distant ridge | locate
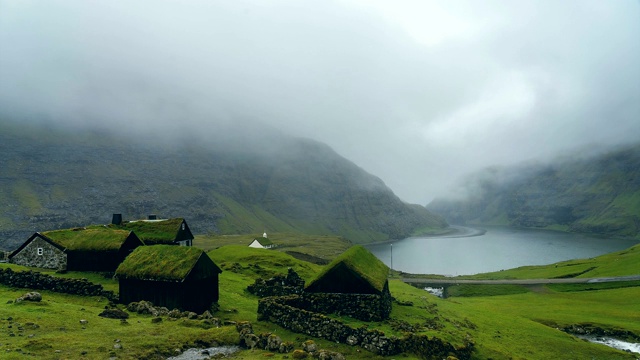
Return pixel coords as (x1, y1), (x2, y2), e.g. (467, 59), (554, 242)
(427, 143), (640, 239)
(0, 121), (446, 250)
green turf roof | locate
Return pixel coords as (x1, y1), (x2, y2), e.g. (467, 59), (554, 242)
(115, 245), (205, 281)
(42, 226), (133, 251)
(306, 245), (389, 293)
(252, 237), (273, 246)
(116, 218), (184, 244)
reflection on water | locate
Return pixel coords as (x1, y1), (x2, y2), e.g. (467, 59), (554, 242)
(365, 226), (638, 275)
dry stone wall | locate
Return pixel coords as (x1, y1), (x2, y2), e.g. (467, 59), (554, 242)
(0, 268), (116, 301)
(247, 268), (305, 297)
(258, 295), (473, 359)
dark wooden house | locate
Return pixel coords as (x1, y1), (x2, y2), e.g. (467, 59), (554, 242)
(115, 245), (222, 313)
(117, 217), (194, 246)
(305, 245), (390, 295)
(305, 245), (392, 320)
(9, 227), (143, 271)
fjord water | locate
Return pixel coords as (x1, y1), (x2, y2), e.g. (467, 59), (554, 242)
(366, 226), (639, 276)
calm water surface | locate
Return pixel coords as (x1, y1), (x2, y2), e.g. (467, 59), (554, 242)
(365, 226), (639, 276)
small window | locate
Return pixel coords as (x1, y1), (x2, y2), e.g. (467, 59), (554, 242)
(181, 223), (185, 230)
(37, 248), (43, 256)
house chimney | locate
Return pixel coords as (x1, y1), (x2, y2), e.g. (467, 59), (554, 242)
(112, 214), (122, 225)
(148, 214), (157, 220)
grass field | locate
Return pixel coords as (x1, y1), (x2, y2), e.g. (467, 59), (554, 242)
(0, 236), (638, 359)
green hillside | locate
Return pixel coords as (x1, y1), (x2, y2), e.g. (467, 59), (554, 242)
(0, 121), (446, 251)
(1, 242), (639, 359)
(428, 144), (640, 239)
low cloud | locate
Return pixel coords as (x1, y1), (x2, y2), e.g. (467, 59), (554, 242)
(1, 0), (638, 203)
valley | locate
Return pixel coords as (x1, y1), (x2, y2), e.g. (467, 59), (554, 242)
(0, 236), (638, 359)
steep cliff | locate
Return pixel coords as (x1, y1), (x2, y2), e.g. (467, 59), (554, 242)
(0, 121), (446, 250)
(427, 144), (640, 239)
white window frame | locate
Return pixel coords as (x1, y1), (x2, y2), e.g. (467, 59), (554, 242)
(37, 247), (44, 256)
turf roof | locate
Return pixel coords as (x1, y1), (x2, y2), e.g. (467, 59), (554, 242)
(115, 245), (206, 281)
(306, 245), (389, 293)
(117, 218), (184, 244)
(42, 226), (134, 251)
(252, 237), (273, 246)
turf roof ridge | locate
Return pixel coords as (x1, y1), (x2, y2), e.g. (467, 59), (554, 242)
(306, 245), (389, 293)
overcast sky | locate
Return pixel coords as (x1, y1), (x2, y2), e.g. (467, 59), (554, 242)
(1, 0), (639, 204)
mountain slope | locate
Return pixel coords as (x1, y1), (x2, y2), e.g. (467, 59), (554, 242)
(0, 121), (446, 251)
(427, 144), (640, 239)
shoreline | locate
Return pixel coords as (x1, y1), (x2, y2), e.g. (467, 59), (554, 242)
(365, 225), (486, 247)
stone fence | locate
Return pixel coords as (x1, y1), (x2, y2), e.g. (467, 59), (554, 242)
(247, 267), (305, 298)
(0, 268), (117, 301)
(258, 295), (473, 359)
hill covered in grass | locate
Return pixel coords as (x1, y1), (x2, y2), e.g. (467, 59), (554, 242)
(0, 120), (446, 251)
(427, 143), (640, 239)
(1, 243), (639, 359)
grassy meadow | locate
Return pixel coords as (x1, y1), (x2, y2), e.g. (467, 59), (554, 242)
(0, 235), (638, 359)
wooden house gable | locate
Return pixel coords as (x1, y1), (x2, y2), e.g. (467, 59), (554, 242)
(305, 245), (389, 295)
(175, 219), (194, 244)
(305, 262), (382, 294)
(184, 253), (222, 282)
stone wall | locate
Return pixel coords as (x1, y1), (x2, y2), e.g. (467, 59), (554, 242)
(0, 268), (116, 301)
(247, 268), (305, 298)
(248, 269), (391, 321)
(258, 295), (474, 359)
(10, 236), (67, 270)
(285, 292), (391, 322)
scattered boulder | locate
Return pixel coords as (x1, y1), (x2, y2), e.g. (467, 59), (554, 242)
(314, 350), (346, 360)
(346, 335), (358, 346)
(15, 292), (42, 303)
(98, 309), (129, 319)
(266, 334), (282, 352)
(302, 340), (317, 353)
(127, 301), (155, 315)
(292, 349), (308, 359)
(279, 341), (295, 354)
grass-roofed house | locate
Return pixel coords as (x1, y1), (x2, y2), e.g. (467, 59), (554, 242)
(248, 237), (275, 249)
(116, 215), (194, 246)
(9, 227), (143, 271)
(304, 245), (392, 321)
(115, 245), (222, 313)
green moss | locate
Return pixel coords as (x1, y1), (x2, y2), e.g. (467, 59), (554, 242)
(115, 245), (204, 281)
(117, 218), (183, 244)
(43, 226), (133, 251)
(306, 245), (389, 293)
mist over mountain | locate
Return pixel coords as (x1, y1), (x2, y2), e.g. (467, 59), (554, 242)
(0, 120), (446, 251)
(427, 144), (640, 239)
